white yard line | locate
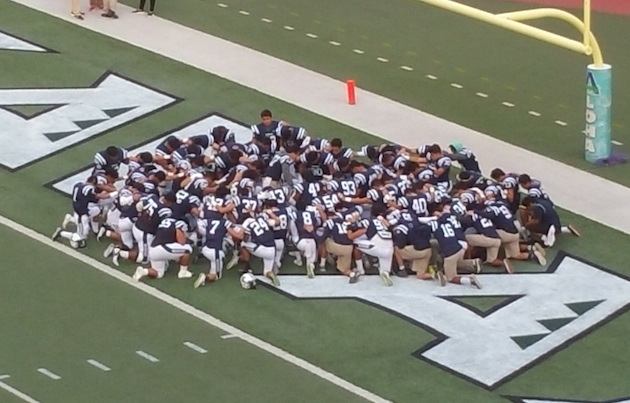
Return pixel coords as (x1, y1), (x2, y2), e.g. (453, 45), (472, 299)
(183, 341), (208, 353)
(87, 359), (111, 371)
(37, 368), (61, 380)
(221, 334), (239, 339)
(612, 140), (624, 146)
(136, 351), (160, 363)
(0, 380), (42, 403)
(0, 214), (391, 403)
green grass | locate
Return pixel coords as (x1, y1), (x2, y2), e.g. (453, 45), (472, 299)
(0, 225), (365, 403)
(1, 1), (630, 402)
(119, 0), (630, 186)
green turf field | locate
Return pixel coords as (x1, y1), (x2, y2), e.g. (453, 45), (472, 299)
(119, 0), (630, 186)
(1, 1), (630, 402)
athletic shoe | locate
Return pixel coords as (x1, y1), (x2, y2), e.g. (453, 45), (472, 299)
(533, 250), (547, 266)
(470, 274), (482, 289)
(148, 11), (154, 16)
(318, 264), (326, 273)
(132, 266), (148, 281)
(112, 247), (121, 267)
(267, 272), (281, 286)
(533, 242), (546, 257)
(178, 270), (193, 279)
(568, 225), (580, 237)
(380, 271), (393, 286)
(132, 8), (144, 13)
(71, 12), (84, 20)
(349, 272), (359, 284)
(103, 243), (115, 258)
(306, 263), (315, 279)
(96, 226), (106, 242)
(62, 214), (74, 229)
(395, 269), (408, 278)
(225, 251), (239, 270)
(51, 227), (62, 242)
(503, 258), (514, 274)
(428, 265), (437, 276)
(436, 271), (447, 287)
(194, 273), (206, 289)
(474, 259), (482, 273)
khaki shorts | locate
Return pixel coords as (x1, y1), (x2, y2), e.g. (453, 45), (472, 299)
(325, 239), (353, 272)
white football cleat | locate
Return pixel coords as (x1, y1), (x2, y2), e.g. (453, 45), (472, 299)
(103, 243), (115, 258)
(193, 273), (206, 289)
(178, 270), (193, 279)
(470, 274), (483, 289)
(96, 227), (107, 242)
(112, 247), (121, 267)
(380, 271), (393, 286)
(225, 251), (239, 270)
(51, 227), (62, 242)
(62, 214), (74, 229)
(306, 262), (315, 279)
(132, 266), (148, 281)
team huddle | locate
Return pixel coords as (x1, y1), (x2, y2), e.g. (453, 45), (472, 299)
(52, 109), (580, 289)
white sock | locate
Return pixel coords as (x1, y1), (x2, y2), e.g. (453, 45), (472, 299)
(319, 257), (326, 267)
(355, 259), (365, 275)
(119, 250), (130, 259)
(90, 221), (99, 234)
(180, 265), (189, 273)
(561, 226), (571, 234)
(60, 231), (74, 240)
(460, 277), (472, 286)
(105, 230), (112, 237)
(399, 265), (405, 272)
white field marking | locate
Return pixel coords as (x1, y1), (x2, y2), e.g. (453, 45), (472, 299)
(0, 375), (8, 380)
(612, 140), (624, 146)
(426, 75), (438, 80)
(217, 3), (227, 7)
(87, 359), (111, 371)
(353, 49), (364, 54)
(283, 25), (294, 31)
(221, 334), (239, 339)
(502, 102), (515, 107)
(306, 33), (318, 38)
(0, 380), (42, 403)
(476, 92), (488, 98)
(261, 18), (272, 23)
(450, 83), (463, 89)
(0, 216), (392, 403)
(136, 351), (160, 363)
(376, 57), (388, 62)
(329, 41), (341, 46)
(37, 368), (61, 380)
(528, 111), (541, 117)
(400, 66), (413, 71)
(184, 341), (208, 353)
(555, 120), (568, 127)
(238, 10), (249, 15)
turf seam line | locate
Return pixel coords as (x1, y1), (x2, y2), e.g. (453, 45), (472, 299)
(87, 359), (111, 371)
(136, 350), (160, 362)
(37, 368), (61, 380)
(0, 215), (394, 403)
